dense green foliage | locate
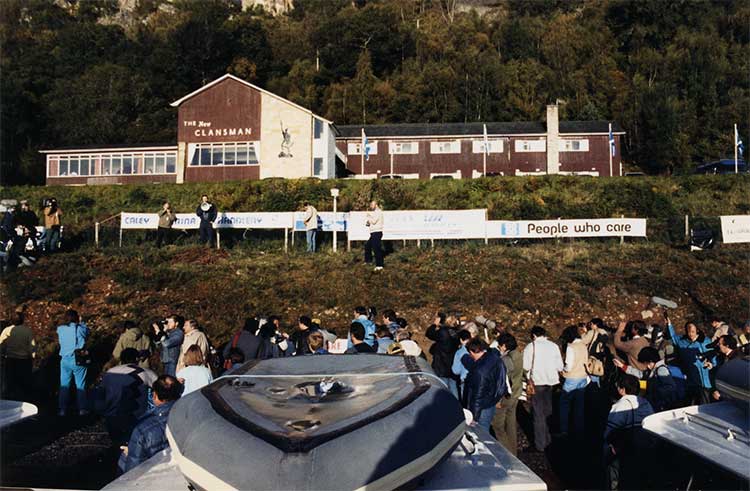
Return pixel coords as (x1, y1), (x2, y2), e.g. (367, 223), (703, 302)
(2, 175), (748, 244)
(1, 0), (748, 184)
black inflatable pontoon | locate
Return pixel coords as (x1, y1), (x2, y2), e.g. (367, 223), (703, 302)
(166, 355), (466, 491)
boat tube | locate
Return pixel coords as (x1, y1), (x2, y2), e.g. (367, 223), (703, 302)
(166, 355), (466, 491)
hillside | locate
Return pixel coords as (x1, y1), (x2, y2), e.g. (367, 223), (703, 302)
(2, 241), (748, 364)
(1, 175), (748, 245)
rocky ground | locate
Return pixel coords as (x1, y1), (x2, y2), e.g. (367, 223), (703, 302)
(1, 241), (748, 489)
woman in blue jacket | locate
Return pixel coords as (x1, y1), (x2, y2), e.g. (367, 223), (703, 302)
(666, 313), (714, 405)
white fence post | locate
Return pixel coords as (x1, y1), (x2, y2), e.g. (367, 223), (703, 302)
(284, 228), (288, 253)
(95, 222), (100, 248)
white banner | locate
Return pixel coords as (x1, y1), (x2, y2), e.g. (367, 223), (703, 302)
(121, 212), (292, 230)
(215, 212), (293, 229)
(348, 209), (488, 241)
(721, 215), (750, 243)
(293, 212), (348, 232)
(120, 213), (159, 230)
(486, 218), (647, 239)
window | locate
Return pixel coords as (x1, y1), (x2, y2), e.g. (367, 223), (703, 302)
(430, 140), (461, 154)
(313, 157), (324, 176)
(155, 154), (166, 173)
(472, 140), (503, 154)
(389, 142), (418, 154)
(562, 139), (589, 152)
(144, 156), (154, 173)
(123, 156), (133, 175)
(189, 143), (259, 166)
(112, 156), (122, 175)
(314, 119), (323, 139)
(347, 142), (378, 155)
(49, 150), (176, 177)
(514, 140), (545, 152)
(80, 157), (90, 176)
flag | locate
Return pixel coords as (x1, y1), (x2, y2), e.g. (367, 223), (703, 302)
(736, 127), (744, 158)
(361, 128), (370, 161)
(483, 123), (489, 156)
(608, 124), (616, 157)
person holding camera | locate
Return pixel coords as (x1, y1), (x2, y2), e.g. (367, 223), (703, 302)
(43, 197), (63, 253)
(195, 195), (217, 246)
(153, 315), (184, 377)
(426, 312), (459, 398)
(57, 309), (89, 416)
(155, 202), (176, 248)
(364, 200), (384, 271)
(665, 313), (714, 405)
(614, 320), (649, 372)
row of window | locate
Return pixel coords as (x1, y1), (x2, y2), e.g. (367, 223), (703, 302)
(49, 152), (177, 177)
(189, 142), (259, 166)
(348, 138), (592, 155)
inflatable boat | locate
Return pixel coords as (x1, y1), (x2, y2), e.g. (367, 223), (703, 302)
(643, 355), (750, 479)
(166, 355), (467, 491)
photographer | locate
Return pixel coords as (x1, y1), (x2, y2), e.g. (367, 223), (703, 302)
(152, 315), (184, 377)
(155, 202), (176, 248)
(614, 320), (649, 372)
(704, 335), (741, 401)
(43, 197), (63, 253)
(195, 195), (217, 246)
(426, 312), (459, 398)
(666, 313), (714, 405)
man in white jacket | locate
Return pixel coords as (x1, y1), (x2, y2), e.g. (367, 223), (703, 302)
(364, 200), (384, 271)
(523, 325), (563, 452)
(302, 202), (318, 253)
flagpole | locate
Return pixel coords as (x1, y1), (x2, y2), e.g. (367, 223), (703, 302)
(608, 123), (613, 177)
(361, 128), (365, 175)
(735, 124), (739, 174)
(483, 124), (488, 177)
(389, 141), (394, 176)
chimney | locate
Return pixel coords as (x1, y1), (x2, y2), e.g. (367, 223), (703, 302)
(546, 104), (560, 174)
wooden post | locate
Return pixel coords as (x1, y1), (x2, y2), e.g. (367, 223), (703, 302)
(95, 222), (100, 248)
(347, 239), (351, 252)
(119, 228), (123, 248)
(684, 214), (689, 239)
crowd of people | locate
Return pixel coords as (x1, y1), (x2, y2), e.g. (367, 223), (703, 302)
(0, 197), (63, 271)
(1, 303), (748, 486)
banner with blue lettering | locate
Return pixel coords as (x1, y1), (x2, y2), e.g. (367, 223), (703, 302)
(486, 218), (646, 239)
(214, 212), (294, 229)
(121, 212), (293, 230)
(348, 210), (488, 241)
(293, 212), (348, 232)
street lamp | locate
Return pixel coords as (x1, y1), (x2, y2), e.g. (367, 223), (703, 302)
(330, 187), (340, 252)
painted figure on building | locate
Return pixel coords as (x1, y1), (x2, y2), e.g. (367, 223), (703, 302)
(279, 121), (293, 158)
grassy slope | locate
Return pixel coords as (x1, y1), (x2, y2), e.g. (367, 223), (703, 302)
(1, 175), (749, 243)
(3, 242), (748, 360)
